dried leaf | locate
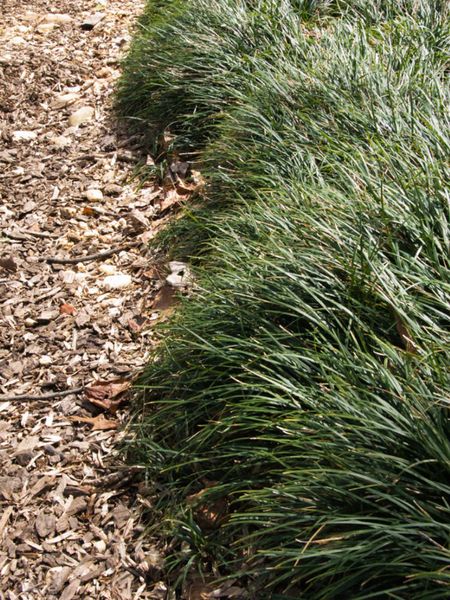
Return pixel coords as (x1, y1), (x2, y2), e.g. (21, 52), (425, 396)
(186, 582), (214, 600)
(160, 188), (188, 212)
(128, 315), (146, 333)
(194, 498), (229, 531)
(84, 378), (130, 411)
(60, 303), (76, 315)
(82, 206), (96, 216)
(152, 284), (175, 311)
(69, 414), (118, 430)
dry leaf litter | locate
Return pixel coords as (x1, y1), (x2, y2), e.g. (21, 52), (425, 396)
(0, 0), (191, 597)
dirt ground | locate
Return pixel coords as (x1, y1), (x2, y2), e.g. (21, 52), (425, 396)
(0, 1), (173, 597)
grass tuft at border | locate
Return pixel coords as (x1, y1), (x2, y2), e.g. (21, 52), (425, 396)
(117, 0), (450, 597)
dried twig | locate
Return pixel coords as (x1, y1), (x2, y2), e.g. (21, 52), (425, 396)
(43, 241), (141, 265)
(3, 228), (58, 241)
(0, 386), (85, 402)
(24, 230), (58, 239)
(73, 151), (115, 161)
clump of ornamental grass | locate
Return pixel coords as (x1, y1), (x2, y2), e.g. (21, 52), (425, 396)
(117, 0), (449, 597)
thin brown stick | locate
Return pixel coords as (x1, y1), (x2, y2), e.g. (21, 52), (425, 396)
(21, 229), (58, 239)
(0, 386), (85, 402)
(44, 241), (141, 265)
(3, 229), (57, 240)
(73, 151), (115, 161)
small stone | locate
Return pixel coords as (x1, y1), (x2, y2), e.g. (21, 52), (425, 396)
(52, 93), (79, 109)
(80, 13), (105, 30)
(166, 273), (184, 288)
(12, 130), (37, 142)
(9, 36), (26, 45)
(93, 539), (106, 553)
(99, 263), (116, 275)
(60, 270), (76, 284)
(15, 451), (35, 466)
(96, 67), (111, 78)
(37, 310), (59, 323)
(39, 355), (53, 366)
(102, 274), (132, 290)
(50, 135), (71, 149)
(85, 188), (103, 202)
(68, 106), (94, 127)
(103, 183), (122, 197)
(166, 261), (192, 288)
(43, 13), (72, 24)
(37, 23), (55, 34)
(0, 53), (13, 64)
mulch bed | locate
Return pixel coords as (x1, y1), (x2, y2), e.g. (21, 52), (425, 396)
(0, 1), (175, 597)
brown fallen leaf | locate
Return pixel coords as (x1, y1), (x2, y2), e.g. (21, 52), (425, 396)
(60, 303), (76, 315)
(195, 497), (229, 530)
(176, 170), (206, 195)
(82, 206), (96, 216)
(158, 131), (176, 152)
(128, 315), (146, 333)
(143, 265), (162, 280)
(187, 486), (229, 531)
(186, 480), (229, 531)
(84, 378), (130, 411)
(69, 414), (118, 430)
(186, 582), (214, 600)
(185, 577), (246, 600)
(176, 180), (202, 194)
(159, 188), (189, 212)
(152, 284), (175, 311)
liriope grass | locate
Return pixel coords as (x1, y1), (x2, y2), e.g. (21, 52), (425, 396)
(117, 0), (450, 597)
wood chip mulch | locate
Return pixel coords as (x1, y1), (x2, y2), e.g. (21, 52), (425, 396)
(0, 1), (174, 597)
